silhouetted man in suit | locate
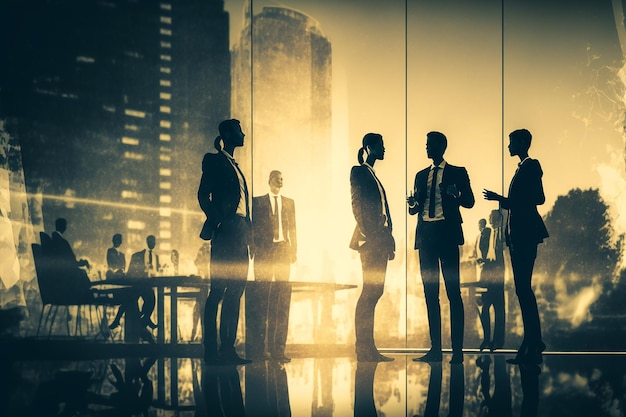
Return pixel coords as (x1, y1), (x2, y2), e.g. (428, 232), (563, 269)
(484, 128), (548, 365)
(248, 170), (297, 362)
(479, 209), (506, 351)
(106, 233), (127, 330)
(198, 119), (251, 365)
(106, 233), (126, 279)
(407, 131), (475, 364)
(127, 235), (159, 334)
(49, 217), (92, 300)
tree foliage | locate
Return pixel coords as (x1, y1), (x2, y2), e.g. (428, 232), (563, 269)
(536, 188), (621, 289)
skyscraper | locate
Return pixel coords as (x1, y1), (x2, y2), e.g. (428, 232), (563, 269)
(231, 6), (332, 278)
(0, 0), (230, 261)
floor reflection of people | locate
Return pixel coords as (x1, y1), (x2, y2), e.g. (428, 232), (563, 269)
(350, 133), (395, 362)
(519, 364), (540, 417)
(483, 129), (548, 365)
(414, 362), (464, 417)
(201, 364), (245, 417)
(354, 361), (379, 417)
(476, 355), (512, 417)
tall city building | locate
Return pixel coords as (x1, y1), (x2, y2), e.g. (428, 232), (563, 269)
(231, 6), (332, 277)
(0, 0), (230, 263)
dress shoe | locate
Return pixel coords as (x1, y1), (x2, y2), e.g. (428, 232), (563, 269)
(507, 341), (546, 365)
(412, 350), (442, 363)
(449, 352), (464, 365)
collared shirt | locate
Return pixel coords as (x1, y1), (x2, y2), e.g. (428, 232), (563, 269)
(422, 160), (446, 222)
(221, 149), (248, 218)
(269, 191), (285, 242)
(363, 162), (388, 227)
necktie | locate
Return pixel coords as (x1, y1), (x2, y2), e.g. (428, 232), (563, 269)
(428, 166), (439, 218)
(273, 196), (279, 240)
(148, 250), (153, 270)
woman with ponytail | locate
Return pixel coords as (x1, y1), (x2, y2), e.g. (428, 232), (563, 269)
(198, 118), (252, 365)
(349, 133), (395, 362)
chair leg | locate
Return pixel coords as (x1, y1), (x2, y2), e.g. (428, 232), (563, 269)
(36, 304), (47, 337)
(47, 305), (59, 338)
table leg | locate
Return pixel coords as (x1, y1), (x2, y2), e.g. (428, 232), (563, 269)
(171, 285), (178, 345)
(157, 287), (165, 344)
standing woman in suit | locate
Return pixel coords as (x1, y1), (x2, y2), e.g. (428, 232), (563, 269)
(349, 133), (395, 362)
(483, 128), (549, 364)
(198, 119), (252, 365)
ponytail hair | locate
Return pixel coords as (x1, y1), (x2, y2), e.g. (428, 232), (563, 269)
(357, 146), (367, 164)
(214, 136), (223, 151)
(357, 132), (382, 164)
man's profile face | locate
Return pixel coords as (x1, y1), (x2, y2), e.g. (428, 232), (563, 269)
(426, 137), (445, 160)
(269, 172), (283, 189)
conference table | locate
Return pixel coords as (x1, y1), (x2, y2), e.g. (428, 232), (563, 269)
(92, 276), (357, 345)
(92, 275), (209, 344)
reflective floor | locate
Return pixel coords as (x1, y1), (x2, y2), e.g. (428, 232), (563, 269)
(4, 348), (626, 417)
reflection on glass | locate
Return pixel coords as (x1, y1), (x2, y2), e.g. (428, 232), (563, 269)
(476, 355), (512, 417)
(354, 361), (379, 417)
(201, 364), (245, 416)
(519, 364), (540, 417)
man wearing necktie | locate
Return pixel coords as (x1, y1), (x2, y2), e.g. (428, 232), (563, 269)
(478, 209), (506, 351)
(198, 119), (252, 365)
(407, 131), (475, 364)
(127, 235), (160, 336)
(248, 170), (297, 363)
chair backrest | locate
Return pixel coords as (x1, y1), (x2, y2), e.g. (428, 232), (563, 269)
(39, 232), (52, 254)
(32, 243), (89, 306)
(32, 243), (59, 305)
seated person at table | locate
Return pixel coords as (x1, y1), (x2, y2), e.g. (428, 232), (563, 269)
(48, 218), (93, 301)
(127, 235), (160, 330)
(106, 233), (127, 330)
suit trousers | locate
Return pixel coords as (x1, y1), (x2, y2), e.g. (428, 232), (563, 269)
(418, 221), (464, 353)
(355, 244), (388, 352)
(247, 242), (292, 358)
(204, 215), (250, 356)
(509, 241), (542, 347)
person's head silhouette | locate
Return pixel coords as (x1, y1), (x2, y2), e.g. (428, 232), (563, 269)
(214, 119), (245, 153)
(508, 128), (532, 159)
(425, 131), (447, 164)
(112, 233), (122, 248)
(146, 235), (156, 250)
(357, 132), (385, 166)
(55, 218), (67, 234)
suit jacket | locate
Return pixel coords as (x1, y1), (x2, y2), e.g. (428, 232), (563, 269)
(409, 162), (475, 249)
(349, 164), (395, 255)
(106, 247), (126, 272)
(50, 231), (80, 270)
(502, 158), (549, 246)
(475, 227), (491, 261)
(197, 151), (250, 240)
(127, 249), (160, 278)
(252, 194), (297, 259)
